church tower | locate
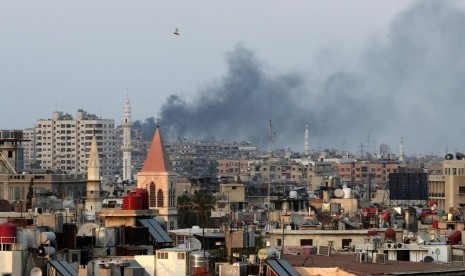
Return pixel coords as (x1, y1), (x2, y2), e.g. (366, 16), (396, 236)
(122, 97), (132, 182)
(85, 134), (103, 219)
(137, 126), (178, 230)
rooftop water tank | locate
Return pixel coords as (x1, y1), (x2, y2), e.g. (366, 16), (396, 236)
(123, 193), (142, 210)
(0, 223), (17, 244)
(342, 187), (352, 198)
(189, 251), (211, 275)
(135, 188), (149, 210)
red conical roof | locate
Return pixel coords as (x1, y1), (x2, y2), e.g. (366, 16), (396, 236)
(141, 126), (172, 172)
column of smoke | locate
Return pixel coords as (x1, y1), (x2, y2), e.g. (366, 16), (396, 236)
(134, 2), (465, 154)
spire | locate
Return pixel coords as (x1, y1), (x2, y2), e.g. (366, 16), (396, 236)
(87, 134), (100, 181)
(141, 126), (172, 172)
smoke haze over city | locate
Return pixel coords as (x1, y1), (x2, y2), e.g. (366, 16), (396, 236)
(1, 1), (465, 155)
(141, 1), (465, 155)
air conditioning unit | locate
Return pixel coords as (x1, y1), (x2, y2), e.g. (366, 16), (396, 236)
(373, 253), (387, 264)
(356, 252), (368, 263)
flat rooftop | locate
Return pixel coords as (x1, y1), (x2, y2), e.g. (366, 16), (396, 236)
(285, 253), (465, 275)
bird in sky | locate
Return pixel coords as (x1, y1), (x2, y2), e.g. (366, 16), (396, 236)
(173, 28), (180, 35)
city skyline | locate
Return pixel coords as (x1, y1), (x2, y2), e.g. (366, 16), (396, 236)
(1, 1), (464, 155)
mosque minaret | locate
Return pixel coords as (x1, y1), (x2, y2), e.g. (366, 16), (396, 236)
(122, 97), (133, 182)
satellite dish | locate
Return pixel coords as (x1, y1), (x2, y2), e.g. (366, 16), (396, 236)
(186, 237), (202, 250)
(30, 267), (42, 276)
(434, 248), (441, 255)
(334, 189), (344, 198)
(423, 256), (434, 263)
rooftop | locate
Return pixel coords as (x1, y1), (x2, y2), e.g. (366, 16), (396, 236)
(285, 253), (465, 275)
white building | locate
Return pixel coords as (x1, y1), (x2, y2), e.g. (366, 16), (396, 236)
(34, 110), (116, 182)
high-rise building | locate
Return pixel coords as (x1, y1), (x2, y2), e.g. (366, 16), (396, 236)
(34, 110), (116, 182)
(22, 128), (36, 169)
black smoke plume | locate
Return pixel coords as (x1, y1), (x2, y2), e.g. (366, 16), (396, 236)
(141, 1), (465, 154)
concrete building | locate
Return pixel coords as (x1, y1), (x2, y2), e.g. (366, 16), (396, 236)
(429, 157), (465, 212)
(0, 130), (87, 202)
(137, 126), (178, 230)
(213, 183), (247, 218)
(334, 161), (404, 185)
(34, 110), (116, 182)
(22, 128), (36, 170)
(0, 130), (24, 173)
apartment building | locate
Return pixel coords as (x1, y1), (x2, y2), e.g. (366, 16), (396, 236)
(429, 157), (465, 212)
(334, 161), (404, 186)
(34, 110), (116, 182)
(22, 128), (36, 169)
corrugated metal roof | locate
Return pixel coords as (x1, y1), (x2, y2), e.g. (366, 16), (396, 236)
(139, 218), (173, 243)
(49, 260), (78, 276)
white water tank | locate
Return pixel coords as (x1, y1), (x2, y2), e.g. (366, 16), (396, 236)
(343, 187), (352, 198)
(289, 191), (297, 199)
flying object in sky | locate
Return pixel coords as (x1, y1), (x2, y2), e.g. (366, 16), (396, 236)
(173, 28), (180, 35)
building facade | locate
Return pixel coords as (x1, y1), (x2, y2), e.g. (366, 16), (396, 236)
(34, 110), (116, 182)
(429, 158), (465, 212)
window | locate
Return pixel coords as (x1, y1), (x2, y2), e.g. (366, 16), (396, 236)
(277, 239), (282, 246)
(149, 183), (156, 207)
(157, 189), (164, 207)
(459, 187), (465, 194)
(157, 252), (168, 259)
(342, 239), (352, 249)
(300, 239), (313, 246)
(178, 252), (185, 259)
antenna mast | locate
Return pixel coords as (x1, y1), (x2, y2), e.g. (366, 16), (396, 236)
(304, 124), (309, 156)
(267, 120), (274, 211)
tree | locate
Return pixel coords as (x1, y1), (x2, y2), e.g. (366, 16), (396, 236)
(177, 194), (193, 228)
(192, 190), (216, 228)
(177, 190), (217, 228)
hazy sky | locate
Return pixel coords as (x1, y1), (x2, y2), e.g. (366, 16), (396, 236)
(1, 1), (463, 155)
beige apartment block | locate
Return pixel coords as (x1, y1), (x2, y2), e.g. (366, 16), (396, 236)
(34, 110), (116, 182)
(429, 159), (465, 212)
